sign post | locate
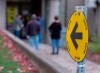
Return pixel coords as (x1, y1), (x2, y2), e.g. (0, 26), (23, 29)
(66, 10), (88, 62)
(66, 1), (88, 73)
(76, 0), (88, 73)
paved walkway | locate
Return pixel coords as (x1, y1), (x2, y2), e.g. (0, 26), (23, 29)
(3, 29), (100, 73)
(25, 39), (100, 73)
(37, 44), (100, 73)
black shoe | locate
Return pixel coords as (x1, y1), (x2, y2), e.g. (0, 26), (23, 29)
(56, 52), (59, 54)
(51, 52), (55, 55)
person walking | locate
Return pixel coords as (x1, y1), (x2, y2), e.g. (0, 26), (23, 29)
(27, 14), (40, 50)
(49, 16), (62, 54)
(37, 15), (44, 43)
(13, 15), (23, 38)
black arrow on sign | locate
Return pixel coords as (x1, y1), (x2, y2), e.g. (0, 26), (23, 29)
(71, 22), (82, 50)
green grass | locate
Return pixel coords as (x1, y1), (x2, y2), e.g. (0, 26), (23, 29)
(0, 36), (3, 47)
(0, 47), (19, 73)
(0, 35), (31, 73)
(0, 36), (19, 73)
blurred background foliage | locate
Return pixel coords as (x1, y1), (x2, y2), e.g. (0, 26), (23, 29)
(89, 37), (100, 54)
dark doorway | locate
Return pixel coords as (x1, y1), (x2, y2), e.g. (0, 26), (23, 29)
(6, 0), (42, 33)
(31, 0), (42, 15)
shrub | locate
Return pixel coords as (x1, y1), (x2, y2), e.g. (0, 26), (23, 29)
(89, 37), (100, 54)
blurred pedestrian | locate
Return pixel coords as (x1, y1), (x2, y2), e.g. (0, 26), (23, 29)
(27, 14), (40, 50)
(37, 15), (44, 43)
(49, 16), (62, 54)
(23, 14), (30, 28)
(20, 14), (30, 39)
(13, 15), (23, 38)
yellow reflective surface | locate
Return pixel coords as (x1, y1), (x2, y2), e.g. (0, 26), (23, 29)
(66, 11), (88, 62)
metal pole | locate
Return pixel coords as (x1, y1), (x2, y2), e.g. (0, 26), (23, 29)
(77, 59), (85, 73)
(77, 0), (88, 73)
(84, 0), (88, 19)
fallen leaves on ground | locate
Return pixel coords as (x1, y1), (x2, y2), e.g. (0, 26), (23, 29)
(0, 30), (39, 73)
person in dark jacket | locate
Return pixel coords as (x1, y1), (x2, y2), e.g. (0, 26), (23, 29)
(49, 16), (62, 54)
(27, 14), (40, 50)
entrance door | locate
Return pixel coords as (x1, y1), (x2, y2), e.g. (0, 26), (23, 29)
(31, 0), (42, 15)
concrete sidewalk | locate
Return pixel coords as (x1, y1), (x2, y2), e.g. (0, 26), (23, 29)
(4, 29), (100, 73)
(38, 44), (100, 73)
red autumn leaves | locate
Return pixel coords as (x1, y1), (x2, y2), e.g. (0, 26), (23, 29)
(0, 30), (39, 73)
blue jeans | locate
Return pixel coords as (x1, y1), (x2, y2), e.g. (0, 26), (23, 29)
(14, 30), (20, 38)
(28, 35), (39, 50)
(52, 39), (60, 54)
(39, 31), (42, 43)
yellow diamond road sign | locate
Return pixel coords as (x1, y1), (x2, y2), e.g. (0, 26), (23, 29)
(66, 11), (88, 62)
